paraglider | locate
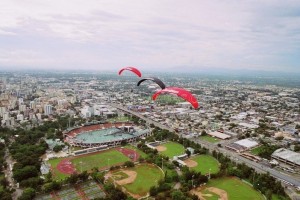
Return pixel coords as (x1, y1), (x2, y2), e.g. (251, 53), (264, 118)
(137, 77), (166, 89)
(118, 67), (142, 77)
(152, 87), (199, 109)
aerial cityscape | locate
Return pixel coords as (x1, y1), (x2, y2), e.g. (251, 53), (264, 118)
(0, 1), (300, 200)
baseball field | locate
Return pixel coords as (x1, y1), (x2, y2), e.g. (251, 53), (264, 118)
(191, 177), (265, 200)
(156, 141), (185, 158)
(108, 163), (164, 198)
(185, 155), (220, 175)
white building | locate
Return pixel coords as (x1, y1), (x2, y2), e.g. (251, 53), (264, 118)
(0, 107), (6, 117)
(17, 114), (24, 121)
(3, 112), (10, 121)
(30, 101), (36, 109)
(44, 104), (52, 115)
(271, 148), (300, 167)
(19, 105), (26, 112)
(80, 105), (94, 118)
(208, 131), (231, 140)
(36, 113), (42, 120)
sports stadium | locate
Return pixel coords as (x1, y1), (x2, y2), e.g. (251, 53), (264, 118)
(63, 122), (151, 149)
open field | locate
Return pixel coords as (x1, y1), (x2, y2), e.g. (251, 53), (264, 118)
(111, 164), (164, 198)
(189, 155), (220, 175)
(159, 142), (185, 158)
(193, 177), (264, 200)
(199, 135), (220, 143)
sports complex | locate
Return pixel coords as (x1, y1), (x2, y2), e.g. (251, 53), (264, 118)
(63, 122), (151, 149)
(44, 122), (275, 199)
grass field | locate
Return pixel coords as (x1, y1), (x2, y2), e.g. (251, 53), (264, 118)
(72, 149), (130, 172)
(48, 149), (132, 180)
(199, 135), (220, 143)
(48, 158), (69, 180)
(190, 155), (220, 175)
(251, 146), (264, 155)
(159, 142), (185, 158)
(202, 177), (264, 200)
(107, 116), (130, 122)
(115, 164), (164, 197)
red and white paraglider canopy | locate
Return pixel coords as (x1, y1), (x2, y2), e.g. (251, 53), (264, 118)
(118, 67), (142, 77)
(152, 87), (199, 109)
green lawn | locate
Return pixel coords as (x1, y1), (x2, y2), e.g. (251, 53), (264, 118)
(203, 177), (264, 200)
(199, 135), (220, 143)
(72, 149), (130, 172)
(160, 142), (185, 158)
(48, 158), (70, 180)
(122, 164), (164, 196)
(191, 155), (220, 175)
(107, 116), (130, 122)
(251, 146), (264, 155)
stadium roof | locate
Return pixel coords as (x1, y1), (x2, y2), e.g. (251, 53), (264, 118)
(234, 139), (259, 149)
(72, 128), (149, 144)
(272, 148), (300, 165)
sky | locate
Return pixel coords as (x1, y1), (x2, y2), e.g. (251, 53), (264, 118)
(0, 0), (299, 73)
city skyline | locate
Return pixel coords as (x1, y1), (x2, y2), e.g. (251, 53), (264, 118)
(0, 0), (300, 73)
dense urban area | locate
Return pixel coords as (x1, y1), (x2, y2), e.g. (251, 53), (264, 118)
(0, 71), (300, 200)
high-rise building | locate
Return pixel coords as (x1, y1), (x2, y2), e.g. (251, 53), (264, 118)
(18, 98), (23, 105)
(19, 105), (26, 112)
(0, 107), (6, 117)
(30, 101), (36, 109)
(36, 113), (42, 120)
(44, 104), (52, 115)
(17, 114), (24, 121)
(3, 112), (9, 121)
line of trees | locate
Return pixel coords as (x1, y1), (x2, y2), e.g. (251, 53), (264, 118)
(0, 142), (12, 200)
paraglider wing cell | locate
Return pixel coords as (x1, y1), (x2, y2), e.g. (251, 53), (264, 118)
(118, 67), (142, 77)
(152, 87), (199, 109)
(137, 77), (166, 89)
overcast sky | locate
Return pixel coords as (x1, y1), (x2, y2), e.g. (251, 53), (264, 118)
(0, 0), (299, 73)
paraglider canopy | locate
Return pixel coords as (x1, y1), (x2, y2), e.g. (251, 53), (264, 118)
(118, 67), (142, 77)
(137, 77), (166, 89)
(152, 87), (199, 109)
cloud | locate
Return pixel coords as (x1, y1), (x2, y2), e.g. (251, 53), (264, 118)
(0, 0), (299, 73)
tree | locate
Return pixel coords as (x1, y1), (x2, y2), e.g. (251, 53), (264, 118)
(186, 149), (191, 157)
(53, 145), (63, 153)
(123, 161), (135, 168)
(171, 190), (186, 200)
(149, 186), (157, 196)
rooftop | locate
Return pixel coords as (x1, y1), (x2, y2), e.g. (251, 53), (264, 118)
(272, 148), (300, 165)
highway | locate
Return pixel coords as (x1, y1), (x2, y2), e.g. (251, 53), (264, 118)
(111, 103), (300, 187)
